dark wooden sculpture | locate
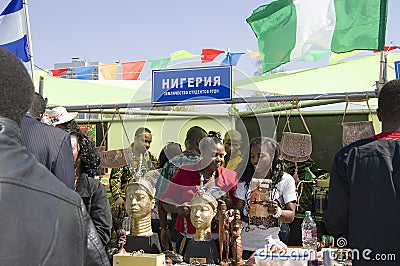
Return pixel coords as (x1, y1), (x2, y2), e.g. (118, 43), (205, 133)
(217, 200), (244, 265)
(217, 200), (228, 262)
(231, 210), (244, 266)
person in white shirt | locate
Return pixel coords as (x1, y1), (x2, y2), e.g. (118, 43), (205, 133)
(235, 137), (297, 259)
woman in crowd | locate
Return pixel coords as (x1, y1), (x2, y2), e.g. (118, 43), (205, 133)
(48, 106), (81, 131)
(160, 132), (238, 255)
(235, 137), (297, 259)
(70, 130), (113, 247)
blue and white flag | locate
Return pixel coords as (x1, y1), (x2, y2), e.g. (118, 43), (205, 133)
(0, 0), (30, 62)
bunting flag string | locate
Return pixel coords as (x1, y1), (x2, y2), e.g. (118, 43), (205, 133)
(45, 44), (399, 79)
(99, 63), (119, 80)
(372, 46), (399, 53)
(122, 61), (146, 80)
(74, 66), (96, 80)
(221, 52), (245, 66)
(170, 50), (198, 61)
(149, 58), (170, 70)
(50, 68), (69, 77)
(201, 48), (225, 63)
(247, 49), (261, 58)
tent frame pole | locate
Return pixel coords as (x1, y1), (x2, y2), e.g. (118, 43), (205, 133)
(64, 91), (377, 111)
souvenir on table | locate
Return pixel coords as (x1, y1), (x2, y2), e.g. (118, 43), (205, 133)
(184, 187), (220, 264)
(230, 209), (244, 266)
(217, 200), (229, 263)
(190, 187), (219, 241)
(122, 169), (161, 254)
(249, 178), (272, 217)
(113, 251), (165, 266)
(217, 201), (244, 266)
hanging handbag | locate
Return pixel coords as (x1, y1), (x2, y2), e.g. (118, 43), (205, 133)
(341, 95), (375, 147)
(281, 103), (312, 163)
(98, 108), (134, 168)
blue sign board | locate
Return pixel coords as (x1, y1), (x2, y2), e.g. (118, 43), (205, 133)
(152, 66), (232, 104)
(395, 61), (400, 80)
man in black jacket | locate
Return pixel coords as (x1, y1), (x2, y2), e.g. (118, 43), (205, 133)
(0, 48), (110, 265)
(21, 92), (75, 189)
(325, 79), (400, 266)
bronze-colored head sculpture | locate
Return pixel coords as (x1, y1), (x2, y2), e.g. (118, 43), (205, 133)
(125, 174), (156, 236)
(190, 189), (218, 241)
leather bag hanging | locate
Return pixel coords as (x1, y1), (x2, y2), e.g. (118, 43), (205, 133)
(98, 107), (133, 168)
(281, 102), (312, 163)
(341, 94), (375, 147)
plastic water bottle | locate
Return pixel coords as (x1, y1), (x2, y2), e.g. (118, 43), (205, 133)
(302, 211), (317, 250)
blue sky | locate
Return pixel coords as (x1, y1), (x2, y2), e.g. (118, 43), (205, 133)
(27, 0), (400, 77)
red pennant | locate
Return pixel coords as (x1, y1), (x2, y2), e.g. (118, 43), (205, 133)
(372, 46), (398, 53)
(201, 49), (225, 63)
(122, 61), (146, 80)
(50, 68), (69, 77)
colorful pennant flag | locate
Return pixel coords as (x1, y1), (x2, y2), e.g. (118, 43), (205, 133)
(0, 0), (30, 62)
(247, 0), (388, 73)
(50, 68), (69, 77)
(99, 64), (119, 80)
(247, 49), (260, 58)
(74, 66), (95, 80)
(328, 50), (363, 65)
(201, 48), (225, 63)
(373, 46), (399, 53)
(299, 50), (331, 62)
(149, 58), (170, 70)
(170, 50), (198, 61)
(221, 52), (245, 66)
(122, 61), (146, 80)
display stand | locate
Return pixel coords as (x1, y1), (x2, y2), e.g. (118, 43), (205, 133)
(183, 239), (220, 264)
(124, 233), (162, 254)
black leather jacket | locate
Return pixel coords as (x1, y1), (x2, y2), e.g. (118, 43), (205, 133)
(76, 173), (112, 247)
(0, 118), (110, 266)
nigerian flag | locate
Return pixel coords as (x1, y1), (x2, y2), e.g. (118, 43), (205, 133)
(247, 0), (388, 73)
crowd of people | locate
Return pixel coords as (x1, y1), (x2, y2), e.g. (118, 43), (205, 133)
(1, 46), (400, 265)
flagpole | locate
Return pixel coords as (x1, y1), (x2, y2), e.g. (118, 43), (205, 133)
(377, 51), (387, 93)
(227, 47), (237, 130)
(22, 0), (35, 87)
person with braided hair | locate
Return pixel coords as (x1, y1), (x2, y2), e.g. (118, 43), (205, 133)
(235, 137), (296, 259)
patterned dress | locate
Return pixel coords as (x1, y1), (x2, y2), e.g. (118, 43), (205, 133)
(109, 150), (157, 203)
(155, 150), (200, 199)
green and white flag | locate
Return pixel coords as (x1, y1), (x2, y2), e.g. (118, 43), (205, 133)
(247, 0), (388, 73)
